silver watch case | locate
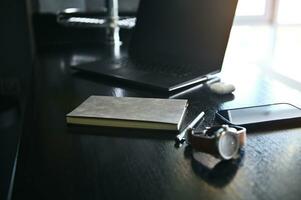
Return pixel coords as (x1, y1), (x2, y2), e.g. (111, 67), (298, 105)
(211, 125), (241, 160)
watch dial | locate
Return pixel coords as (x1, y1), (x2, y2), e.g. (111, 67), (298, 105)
(218, 132), (239, 160)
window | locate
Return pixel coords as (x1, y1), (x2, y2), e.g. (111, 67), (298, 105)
(235, 0), (301, 25)
(229, 0), (301, 87)
(235, 0), (274, 23)
(236, 0), (267, 16)
(277, 0), (301, 24)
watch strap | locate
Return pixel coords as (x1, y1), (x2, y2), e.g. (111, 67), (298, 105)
(235, 125), (247, 146)
(187, 130), (218, 156)
(187, 125), (247, 156)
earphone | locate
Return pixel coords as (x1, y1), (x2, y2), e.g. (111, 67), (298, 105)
(209, 82), (235, 95)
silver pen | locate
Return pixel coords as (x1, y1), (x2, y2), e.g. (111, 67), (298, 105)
(176, 111), (205, 143)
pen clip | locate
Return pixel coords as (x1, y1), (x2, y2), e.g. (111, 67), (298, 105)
(175, 112), (205, 145)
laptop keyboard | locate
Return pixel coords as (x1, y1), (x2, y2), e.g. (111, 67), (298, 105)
(119, 59), (195, 78)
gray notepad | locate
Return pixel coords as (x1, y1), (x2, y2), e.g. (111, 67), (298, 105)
(66, 96), (188, 131)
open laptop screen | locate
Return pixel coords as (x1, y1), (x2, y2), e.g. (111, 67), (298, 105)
(130, 0), (238, 74)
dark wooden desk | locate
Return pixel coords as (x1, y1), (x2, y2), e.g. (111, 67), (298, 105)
(12, 26), (301, 200)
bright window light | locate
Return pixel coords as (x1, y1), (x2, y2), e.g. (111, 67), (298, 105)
(277, 0), (301, 24)
(236, 0), (267, 16)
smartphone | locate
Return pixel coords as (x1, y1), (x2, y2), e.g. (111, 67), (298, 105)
(216, 103), (301, 130)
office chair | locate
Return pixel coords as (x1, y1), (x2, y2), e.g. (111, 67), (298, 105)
(57, 0), (136, 45)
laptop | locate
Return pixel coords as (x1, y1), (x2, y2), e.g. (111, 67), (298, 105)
(73, 0), (238, 91)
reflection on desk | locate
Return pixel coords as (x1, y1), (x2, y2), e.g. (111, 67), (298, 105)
(184, 146), (245, 188)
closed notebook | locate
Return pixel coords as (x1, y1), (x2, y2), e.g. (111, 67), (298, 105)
(66, 96), (188, 131)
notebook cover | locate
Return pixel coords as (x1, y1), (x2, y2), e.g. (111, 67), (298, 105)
(66, 96), (188, 129)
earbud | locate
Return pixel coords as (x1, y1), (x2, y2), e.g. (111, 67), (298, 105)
(209, 82), (235, 95)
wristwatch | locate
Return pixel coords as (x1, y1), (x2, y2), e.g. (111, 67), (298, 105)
(187, 125), (246, 160)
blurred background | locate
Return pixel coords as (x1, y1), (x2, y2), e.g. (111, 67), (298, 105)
(18, 0), (301, 110)
(31, 0), (301, 93)
(35, 0), (301, 25)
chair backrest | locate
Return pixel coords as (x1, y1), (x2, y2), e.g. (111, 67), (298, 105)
(0, 1), (34, 199)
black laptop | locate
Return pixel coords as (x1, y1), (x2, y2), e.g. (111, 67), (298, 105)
(73, 0), (238, 91)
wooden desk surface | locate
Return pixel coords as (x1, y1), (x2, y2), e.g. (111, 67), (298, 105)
(12, 25), (301, 200)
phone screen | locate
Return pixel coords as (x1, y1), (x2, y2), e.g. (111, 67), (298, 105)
(218, 103), (301, 125)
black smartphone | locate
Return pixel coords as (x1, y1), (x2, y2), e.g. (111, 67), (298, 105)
(216, 103), (301, 130)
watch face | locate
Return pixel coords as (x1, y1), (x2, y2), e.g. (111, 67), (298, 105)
(218, 131), (239, 160)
